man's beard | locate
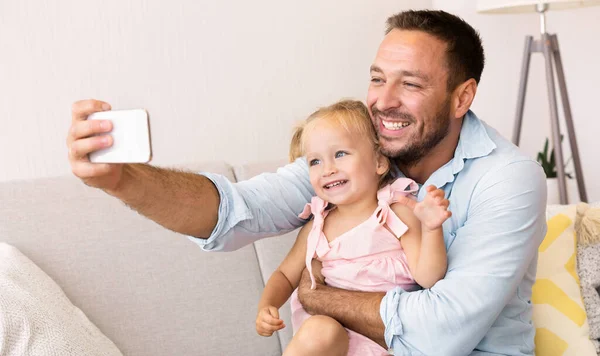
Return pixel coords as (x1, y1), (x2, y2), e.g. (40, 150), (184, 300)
(372, 99), (451, 167)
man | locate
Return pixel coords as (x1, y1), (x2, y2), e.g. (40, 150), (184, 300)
(67, 10), (546, 355)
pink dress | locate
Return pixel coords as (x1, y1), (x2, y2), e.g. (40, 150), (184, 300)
(290, 178), (421, 356)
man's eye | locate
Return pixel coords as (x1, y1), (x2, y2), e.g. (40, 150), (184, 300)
(404, 82), (421, 88)
(335, 151), (347, 158)
(370, 77), (383, 84)
(309, 159), (320, 166)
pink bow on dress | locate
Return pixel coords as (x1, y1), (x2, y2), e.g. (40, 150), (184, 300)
(299, 197), (329, 289)
(374, 178), (419, 238)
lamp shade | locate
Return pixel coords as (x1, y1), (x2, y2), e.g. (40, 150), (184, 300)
(477, 0), (600, 13)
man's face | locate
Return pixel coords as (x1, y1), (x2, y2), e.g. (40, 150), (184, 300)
(367, 29), (453, 165)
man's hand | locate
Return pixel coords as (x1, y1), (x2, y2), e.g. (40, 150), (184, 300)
(298, 259), (325, 314)
(67, 99), (124, 192)
(255, 306), (285, 337)
(297, 258), (387, 346)
(310, 258), (325, 285)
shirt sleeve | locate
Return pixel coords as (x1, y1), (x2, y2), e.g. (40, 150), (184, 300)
(187, 158), (315, 252)
(380, 160), (547, 355)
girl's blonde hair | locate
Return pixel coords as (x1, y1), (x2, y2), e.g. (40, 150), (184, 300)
(289, 99), (391, 183)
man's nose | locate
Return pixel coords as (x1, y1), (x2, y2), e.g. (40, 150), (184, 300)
(376, 85), (402, 112)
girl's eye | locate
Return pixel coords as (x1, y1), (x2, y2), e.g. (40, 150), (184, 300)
(309, 159), (321, 166)
(335, 151), (347, 159)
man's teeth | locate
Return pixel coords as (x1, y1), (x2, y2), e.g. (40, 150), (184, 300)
(325, 181), (346, 188)
(382, 120), (410, 130)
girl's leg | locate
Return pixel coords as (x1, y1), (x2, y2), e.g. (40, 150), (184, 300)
(283, 315), (349, 356)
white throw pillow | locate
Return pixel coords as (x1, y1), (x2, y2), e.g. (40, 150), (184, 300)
(0, 243), (123, 356)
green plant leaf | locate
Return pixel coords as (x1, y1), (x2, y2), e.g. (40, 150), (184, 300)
(537, 137), (573, 179)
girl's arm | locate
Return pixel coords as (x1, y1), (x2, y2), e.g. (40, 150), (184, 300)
(391, 203), (448, 289)
(258, 220), (312, 310)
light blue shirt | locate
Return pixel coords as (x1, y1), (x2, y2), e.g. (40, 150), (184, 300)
(192, 111), (547, 356)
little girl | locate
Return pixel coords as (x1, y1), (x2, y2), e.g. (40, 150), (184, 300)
(255, 100), (451, 356)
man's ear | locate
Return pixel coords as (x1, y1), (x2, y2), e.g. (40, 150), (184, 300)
(376, 152), (390, 176)
(452, 78), (477, 119)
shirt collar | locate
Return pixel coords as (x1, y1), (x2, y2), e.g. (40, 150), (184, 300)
(450, 110), (496, 173)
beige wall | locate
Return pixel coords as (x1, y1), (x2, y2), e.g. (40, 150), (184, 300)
(2, 0), (597, 201)
(433, 0), (600, 202)
(0, 0), (427, 182)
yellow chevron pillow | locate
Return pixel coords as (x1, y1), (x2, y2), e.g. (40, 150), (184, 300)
(533, 205), (596, 356)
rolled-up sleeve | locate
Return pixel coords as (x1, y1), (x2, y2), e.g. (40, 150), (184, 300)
(188, 158), (314, 252)
(380, 160), (547, 355)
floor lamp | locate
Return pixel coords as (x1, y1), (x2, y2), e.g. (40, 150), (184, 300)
(477, 0), (598, 204)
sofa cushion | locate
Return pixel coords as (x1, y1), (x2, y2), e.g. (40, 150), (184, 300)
(0, 162), (282, 356)
(575, 203), (600, 353)
(533, 205), (597, 355)
(234, 159), (296, 350)
(232, 159), (289, 183)
(254, 233), (297, 349)
(0, 243), (123, 356)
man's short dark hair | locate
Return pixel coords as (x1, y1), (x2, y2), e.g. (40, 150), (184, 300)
(386, 10), (485, 91)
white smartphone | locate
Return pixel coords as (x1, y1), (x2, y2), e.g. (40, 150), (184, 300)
(87, 108), (152, 163)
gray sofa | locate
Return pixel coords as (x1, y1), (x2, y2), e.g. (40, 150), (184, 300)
(4, 160), (598, 355)
(0, 160), (295, 356)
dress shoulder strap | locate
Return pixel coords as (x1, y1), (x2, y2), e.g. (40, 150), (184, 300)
(298, 195), (329, 221)
(298, 196), (329, 289)
(374, 178), (419, 238)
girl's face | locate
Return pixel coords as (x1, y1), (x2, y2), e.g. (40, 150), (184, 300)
(304, 119), (388, 206)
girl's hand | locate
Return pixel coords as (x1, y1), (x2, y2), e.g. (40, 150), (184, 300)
(413, 185), (452, 231)
(255, 306), (285, 336)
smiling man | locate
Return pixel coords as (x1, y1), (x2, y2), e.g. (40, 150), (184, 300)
(67, 10), (546, 355)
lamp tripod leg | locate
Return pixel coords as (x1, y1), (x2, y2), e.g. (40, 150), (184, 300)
(513, 36), (534, 146)
(550, 34), (588, 203)
(542, 33), (568, 204)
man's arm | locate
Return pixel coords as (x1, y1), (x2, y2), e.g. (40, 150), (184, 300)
(195, 159), (313, 251)
(298, 268), (387, 345)
(299, 160), (547, 355)
(68, 100), (314, 250)
(68, 100), (221, 237)
(108, 164), (221, 237)
(67, 100), (217, 236)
